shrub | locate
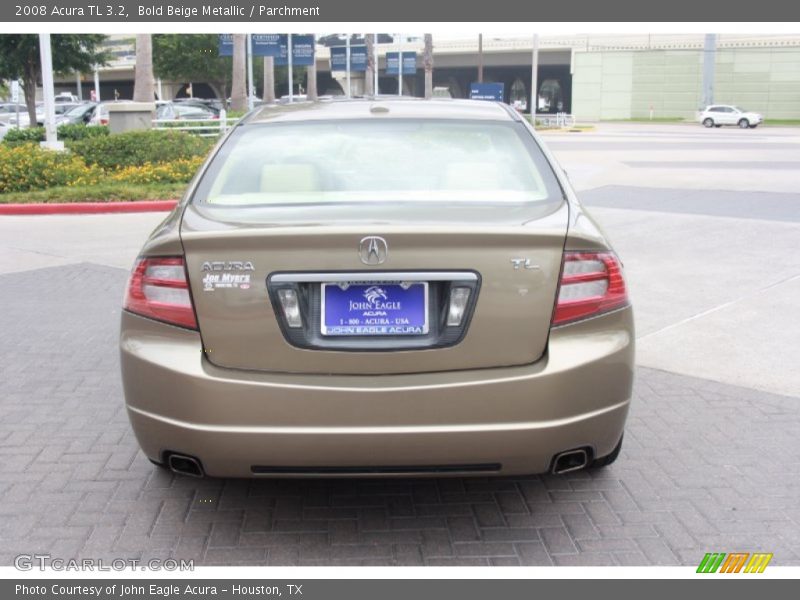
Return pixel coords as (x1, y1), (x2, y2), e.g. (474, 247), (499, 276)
(3, 124), (110, 144)
(58, 124), (110, 141)
(0, 143), (101, 193)
(68, 129), (213, 170)
(2, 127), (45, 144)
(108, 156), (206, 185)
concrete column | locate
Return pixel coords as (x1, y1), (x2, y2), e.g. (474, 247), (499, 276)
(702, 34), (716, 108)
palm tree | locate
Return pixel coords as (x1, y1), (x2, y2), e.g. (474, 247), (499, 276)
(132, 34), (154, 103)
(306, 35), (317, 101)
(423, 34), (433, 100)
(263, 56), (275, 102)
(230, 34), (247, 111)
(365, 34), (375, 96)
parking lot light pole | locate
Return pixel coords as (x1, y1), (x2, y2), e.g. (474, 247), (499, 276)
(288, 33), (294, 103)
(397, 33), (403, 97)
(345, 34), (351, 98)
(531, 34), (539, 128)
(247, 34), (255, 111)
(38, 34), (63, 151)
(93, 67), (100, 101)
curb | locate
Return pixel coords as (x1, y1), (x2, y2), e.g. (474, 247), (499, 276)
(0, 200), (178, 215)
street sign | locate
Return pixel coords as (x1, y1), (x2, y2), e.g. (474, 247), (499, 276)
(10, 80), (20, 103)
(330, 45), (368, 72)
(386, 52), (416, 75)
(469, 82), (504, 102)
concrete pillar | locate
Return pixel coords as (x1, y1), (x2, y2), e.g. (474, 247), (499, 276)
(702, 34), (716, 108)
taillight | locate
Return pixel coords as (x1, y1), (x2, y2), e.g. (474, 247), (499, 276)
(123, 257), (197, 329)
(552, 251), (629, 326)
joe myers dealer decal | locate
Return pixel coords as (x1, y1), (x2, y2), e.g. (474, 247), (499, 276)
(201, 260), (254, 291)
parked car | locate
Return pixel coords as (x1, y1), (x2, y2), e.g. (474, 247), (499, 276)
(54, 92), (80, 103)
(699, 105), (763, 129)
(85, 101), (134, 126)
(174, 97), (224, 113)
(0, 103), (28, 125)
(33, 102), (80, 125)
(120, 98), (634, 479)
(51, 101), (105, 126)
(156, 102), (218, 121)
(55, 102), (98, 126)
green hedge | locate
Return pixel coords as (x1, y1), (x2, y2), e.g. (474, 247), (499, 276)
(67, 129), (214, 170)
(3, 124), (110, 144)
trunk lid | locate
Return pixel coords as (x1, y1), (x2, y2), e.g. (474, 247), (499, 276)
(180, 201), (568, 374)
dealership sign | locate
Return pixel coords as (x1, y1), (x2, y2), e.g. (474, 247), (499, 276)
(469, 82), (504, 102)
(385, 52), (416, 75)
(330, 45), (368, 72)
(218, 34), (315, 66)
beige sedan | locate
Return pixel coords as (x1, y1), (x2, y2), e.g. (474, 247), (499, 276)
(120, 98), (634, 478)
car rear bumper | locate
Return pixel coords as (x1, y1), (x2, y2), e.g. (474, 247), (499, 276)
(120, 307), (634, 477)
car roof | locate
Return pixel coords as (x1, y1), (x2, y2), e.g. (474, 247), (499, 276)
(245, 97), (520, 124)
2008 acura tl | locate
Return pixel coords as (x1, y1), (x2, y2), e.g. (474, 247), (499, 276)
(120, 98), (634, 478)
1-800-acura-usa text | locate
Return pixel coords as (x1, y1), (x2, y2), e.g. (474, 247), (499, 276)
(120, 98), (633, 478)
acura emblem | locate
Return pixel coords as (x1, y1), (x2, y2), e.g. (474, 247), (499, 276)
(359, 236), (388, 265)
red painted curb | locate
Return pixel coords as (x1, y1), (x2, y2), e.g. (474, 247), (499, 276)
(0, 200), (178, 215)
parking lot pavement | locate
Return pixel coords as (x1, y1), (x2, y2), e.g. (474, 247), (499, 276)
(1, 261), (799, 567)
(584, 189), (800, 398)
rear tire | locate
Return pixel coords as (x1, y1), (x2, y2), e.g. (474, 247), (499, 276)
(702, 118), (714, 128)
(749, 124), (759, 129)
(738, 118), (750, 129)
(714, 124), (722, 128)
(590, 435), (623, 469)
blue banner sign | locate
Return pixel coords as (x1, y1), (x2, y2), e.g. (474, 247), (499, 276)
(469, 82), (504, 102)
(330, 45), (368, 72)
(218, 34), (315, 66)
(274, 34), (315, 66)
(386, 52), (417, 75)
(251, 33), (283, 57)
(218, 33), (233, 56)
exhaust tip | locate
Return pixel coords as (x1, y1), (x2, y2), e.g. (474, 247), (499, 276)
(167, 453), (204, 478)
(551, 448), (589, 475)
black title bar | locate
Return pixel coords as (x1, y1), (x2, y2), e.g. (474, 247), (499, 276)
(3, 0), (800, 22)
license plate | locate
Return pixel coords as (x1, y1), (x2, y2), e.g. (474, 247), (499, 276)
(321, 282), (429, 336)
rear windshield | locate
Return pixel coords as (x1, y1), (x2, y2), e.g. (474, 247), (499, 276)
(193, 119), (563, 207)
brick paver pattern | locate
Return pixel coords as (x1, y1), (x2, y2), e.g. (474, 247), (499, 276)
(1, 264), (798, 566)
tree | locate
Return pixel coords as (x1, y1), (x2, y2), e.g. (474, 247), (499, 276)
(365, 34), (375, 96)
(152, 34), (231, 101)
(230, 34), (247, 111)
(423, 34), (434, 100)
(133, 34), (154, 103)
(306, 35), (317, 101)
(263, 56), (275, 102)
(0, 34), (107, 124)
